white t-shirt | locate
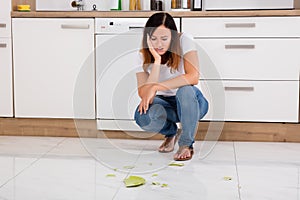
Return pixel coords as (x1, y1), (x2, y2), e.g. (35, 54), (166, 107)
(135, 32), (197, 96)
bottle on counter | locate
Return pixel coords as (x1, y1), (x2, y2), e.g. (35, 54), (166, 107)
(151, 0), (156, 10)
(172, 0), (182, 9)
(129, 0), (142, 10)
(151, 0), (164, 11)
(111, 0), (122, 10)
(182, 0), (190, 9)
(171, 0), (176, 9)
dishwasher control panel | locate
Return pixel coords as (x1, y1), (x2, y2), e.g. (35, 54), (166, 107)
(95, 18), (148, 34)
(95, 18), (181, 34)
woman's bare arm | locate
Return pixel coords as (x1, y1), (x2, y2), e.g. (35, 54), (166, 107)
(136, 71), (149, 98)
(136, 51), (199, 114)
(153, 51), (200, 91)
(144, 35), (162, 83)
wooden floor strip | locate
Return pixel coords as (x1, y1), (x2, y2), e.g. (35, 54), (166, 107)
(1, 118), (300, 142)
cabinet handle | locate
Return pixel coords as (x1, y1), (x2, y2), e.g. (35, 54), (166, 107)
(61, 24), (90, 29)
(0, 23), (7, 28)
(225, 23), (256, 28)
(225, 44), (255, 49)
(129, 26), (144, 30)
(0, 43), (7, 48)
(224, 86), (254, 91)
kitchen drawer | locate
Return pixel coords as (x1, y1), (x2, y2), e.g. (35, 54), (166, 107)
(182, 17), (300, 38)
(0, 0), (11, 37)
(196, 38), (300, 80)
(198, 80), (299, 122)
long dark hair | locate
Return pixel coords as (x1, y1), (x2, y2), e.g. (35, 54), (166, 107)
(141, 12), (181, 72)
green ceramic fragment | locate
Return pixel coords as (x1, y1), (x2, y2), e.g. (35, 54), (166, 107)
(223, 176), (232, 181)
(106, 174), (116, 177)
(151, 174), (158, 177)
(124, 176), (146, 187)
(161, 183), (168, 187)
(123, 165), (135, 169)
(168, 162), (184, 167)
(152, 181), (160, 185)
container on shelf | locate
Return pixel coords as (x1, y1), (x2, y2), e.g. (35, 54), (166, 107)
(151, 0), (164, 11)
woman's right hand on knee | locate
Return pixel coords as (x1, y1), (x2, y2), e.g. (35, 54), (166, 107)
(138, 85), (156, 114)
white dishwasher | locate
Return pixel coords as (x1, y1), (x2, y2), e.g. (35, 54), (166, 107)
(95, 18), (180, 131)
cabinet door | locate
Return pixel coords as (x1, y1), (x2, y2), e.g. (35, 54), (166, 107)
(13, 18), (95, 119)
(198, 80), (299, 122)
(0, 38), (13, 117)
(0, 0), (11, 37)
(96, 34), (142, 120)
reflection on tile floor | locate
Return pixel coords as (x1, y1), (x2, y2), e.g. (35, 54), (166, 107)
(0, 136), (299, 200)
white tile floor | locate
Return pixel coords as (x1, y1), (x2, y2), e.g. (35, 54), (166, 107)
(0, 136), (299, 200)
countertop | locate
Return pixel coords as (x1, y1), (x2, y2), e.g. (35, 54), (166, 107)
(11, 9), (300, 18)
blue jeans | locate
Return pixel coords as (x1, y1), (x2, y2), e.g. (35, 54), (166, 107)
(134, 85), (209, 148)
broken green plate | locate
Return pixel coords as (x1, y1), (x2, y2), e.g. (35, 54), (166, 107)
(124, 176), (146, 187)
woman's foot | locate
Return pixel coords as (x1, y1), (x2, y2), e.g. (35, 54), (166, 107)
(158, 136), (176, 153)
(173, 146), (194, 161)
(158, 129), (182, 153)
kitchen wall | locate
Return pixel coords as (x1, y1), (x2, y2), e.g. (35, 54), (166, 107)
(12, 0), (151, 11)
(12, 0), (35, 11)
(35, 0), (110, 11)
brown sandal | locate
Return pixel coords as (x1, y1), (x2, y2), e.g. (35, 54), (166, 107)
(174, 146), (194, 161)
(158, 129), (182, 153)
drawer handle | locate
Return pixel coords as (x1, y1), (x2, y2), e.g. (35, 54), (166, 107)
(61, 24), (90, 29)
(0, 23), (7, 28)
(225, 23), (256, 28)
(0, 43), (7, 48)
(129, 26), (144, 30)
(224, 86), (254, 91)
(225, 44), (255, 49)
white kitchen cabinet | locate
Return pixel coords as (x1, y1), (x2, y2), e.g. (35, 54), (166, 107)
(0, 0), (11, 37)
(183, 17), (300, 122)
(0, 38), (13, 117)
(0, 0), (13, 117)
(12, 18), (95, 119)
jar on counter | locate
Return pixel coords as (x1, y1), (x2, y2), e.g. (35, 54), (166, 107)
(172, 0), (190, 9)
